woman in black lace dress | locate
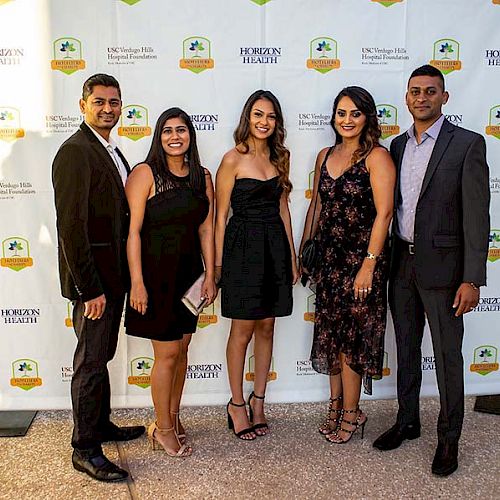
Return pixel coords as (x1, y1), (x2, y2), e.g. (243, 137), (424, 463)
(299, 87), (395, 443)
(125, 108), (216, 456)
(215, 90), (299, 440)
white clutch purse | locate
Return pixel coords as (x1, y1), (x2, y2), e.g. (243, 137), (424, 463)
(181, 273), (207, 316)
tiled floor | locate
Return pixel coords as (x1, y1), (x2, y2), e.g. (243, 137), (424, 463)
(1, 397), (499, 499)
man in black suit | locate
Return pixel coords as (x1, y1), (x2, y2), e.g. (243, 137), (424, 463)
(373, 65), (490, 476)
(52, 74), (144, 482)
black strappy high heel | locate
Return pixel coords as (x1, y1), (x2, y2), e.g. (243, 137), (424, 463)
(247, 391), (269, 436)
(227, 399), (256, 441)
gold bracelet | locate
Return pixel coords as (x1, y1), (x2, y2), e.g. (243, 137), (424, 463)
(366, 252), (378, 260)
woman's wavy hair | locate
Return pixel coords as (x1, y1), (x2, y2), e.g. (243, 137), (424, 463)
(330, 86), (381, 165)
(233, 90), (292, 195)
(144, 107), (205, 196)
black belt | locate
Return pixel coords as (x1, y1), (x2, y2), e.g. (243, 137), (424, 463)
(395, 237), (415, 255)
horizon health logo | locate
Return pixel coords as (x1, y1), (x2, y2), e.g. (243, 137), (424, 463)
(179, 36), (214, 74)
(51, 37), (85, 75)
(65, 301), (74, 327)
(0, 107), (25, 142)
(430, 39), (461, 75)
(251, 0), (272, 5)
(377, 104), (400, 139)
(128, 356), (153, 388)
(197, 302), (218, 329)
(371, 0), (403, 6)
(1, 237), (33, 272)
(304, 293), (316, 322)
(0, 0), (14, 5)
(470, 346), (499, 376)
(307, 37), (340, 74)
(118, 105), (152, 141)
(246, 355), (277, 382)
(120, 0), (142, 4)
(494, 0), (500, 4)
(488, 229), (500, 262)
(485, 105), (500, 140)
(10, 359), (42, 391)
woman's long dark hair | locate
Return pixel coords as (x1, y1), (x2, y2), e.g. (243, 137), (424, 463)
(233, 90), (292, 196)
(145, 107), (205, 196)
(330, 86), (381, 165)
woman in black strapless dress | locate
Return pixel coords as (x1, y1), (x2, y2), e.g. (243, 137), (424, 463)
(215, 90), (299, 440)
(125, 108), (216, 457)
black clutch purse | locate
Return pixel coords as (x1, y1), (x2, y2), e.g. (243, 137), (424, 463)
(301, 238), (317, 273)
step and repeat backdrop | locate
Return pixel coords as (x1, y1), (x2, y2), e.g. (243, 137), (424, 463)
(0, 0), (499, 410)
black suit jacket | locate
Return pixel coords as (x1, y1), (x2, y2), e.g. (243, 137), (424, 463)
(52, 122), (130, 301)
(391, 118), (490, 289)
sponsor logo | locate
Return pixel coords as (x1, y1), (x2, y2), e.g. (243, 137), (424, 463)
(0, 47), (23, 65)
(186, 363), (223, 379)
(422, 356), (435, 371)
(430, 39), (461, 75)
(117, 105), (152, 141)
(240, 46), (281, 64)
(251, 0), (272, 5)
(10, 359), (42, 391)
(490, 177), (500, 195)
(485, 105), (500, 140)
(128, 357), (153, 388)
(488, 229), (500, 262)
(65, 301), (73, 327)
(376, 104), (400, 139)
(120, 0), (142, 4)
(0, 107), (24, 142)
(0, 181), (35, 201)
(305, 171), (315, 199)
(1, 308), (40, 324)
(107, 45), (157, 65)
(45, 114), (81, 134)
(296, 359), (318, 376)
(0, 0), (13, 5)
(61, 366), (73, 383)
(51, 37), (85, 75)
(1, 237), (33, 272)
(197, 303), (218, 329)
(298, 112), (331, 132)
(361, 46), (408, 66)
(470, 346), (499, 376)
(473, 297), (500, 312)
(307, 38), (340, 73)
(190, 113), (219, 132)
(371, 0), (403, 6)
(180, 36), (214, 74)
(494, 0), (500, 4)
(246, 355), (277, 382)
(304, 293), (316, 321)
(373, 352), (391, 380)
(485, 49), (500, 66)
(444, 114), (463, 125)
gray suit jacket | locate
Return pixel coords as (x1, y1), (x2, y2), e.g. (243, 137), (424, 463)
(390, 118), (490, 289)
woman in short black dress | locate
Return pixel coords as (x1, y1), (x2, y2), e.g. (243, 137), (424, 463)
(126, 108), (216, 456)
(215, 90), (299, 440)
(299, 87), (395, 443)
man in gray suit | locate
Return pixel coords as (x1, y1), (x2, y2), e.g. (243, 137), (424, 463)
(373, 65), (490, 476)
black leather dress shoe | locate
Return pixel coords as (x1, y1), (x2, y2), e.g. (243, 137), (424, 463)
(373, 423), (421, 451)
(101, 424), (145, 442)
(432, 442), (458, 476)
(72, 450), (128, 482)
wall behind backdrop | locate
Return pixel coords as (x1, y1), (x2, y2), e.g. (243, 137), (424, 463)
(0, 0), (499, 410)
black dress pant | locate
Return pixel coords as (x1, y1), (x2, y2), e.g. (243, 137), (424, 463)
(389, 244), (464, 444)
(71, 295), (125, 451)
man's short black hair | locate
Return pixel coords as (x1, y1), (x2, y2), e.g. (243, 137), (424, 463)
(82, 74), (121, 101)
(408, 64), (445, 91)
